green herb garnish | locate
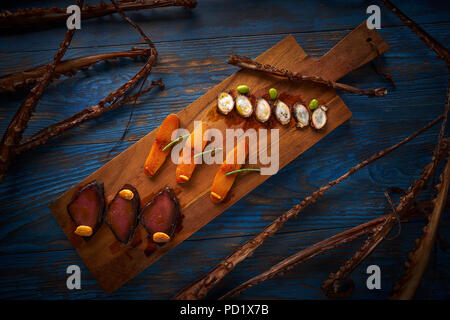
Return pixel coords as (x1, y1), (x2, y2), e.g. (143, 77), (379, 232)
(225, 168), (261, 176)
(194, 147), (223, 159)
(162, 133), (190, 151)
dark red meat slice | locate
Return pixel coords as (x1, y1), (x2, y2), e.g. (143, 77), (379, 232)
(105, 184), (140, 244)
(140, 187), (180, 241)
(67, 181), (105, 238)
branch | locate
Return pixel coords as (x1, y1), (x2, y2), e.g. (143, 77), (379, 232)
(227, 55), (387, 97)
(15, 79), (164, 154)
(111, 0), (156, 53)
(0, 47), (152, 93)
(173, 114), (442, 300)
(380, 0), (450, 68)
(0, 0), (83, 182)
(0, 0), (197, 31)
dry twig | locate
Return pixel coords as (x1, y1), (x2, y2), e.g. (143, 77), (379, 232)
(0, 0), (197, 30)
(381, 0), (450, 68)
(227, 55), (387, 97)
(16, 79), (164, 154)
(0, 47), (152, 93)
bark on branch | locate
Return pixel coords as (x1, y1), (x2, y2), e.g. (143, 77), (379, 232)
(0, 47), (152, 93)
(16, 79), (164, 154)
(381, 0), (450, 68)
(228, 55), (387, 97)
(0, 0), (197, 30)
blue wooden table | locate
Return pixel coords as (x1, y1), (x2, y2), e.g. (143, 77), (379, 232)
(0, 0), (449, 299)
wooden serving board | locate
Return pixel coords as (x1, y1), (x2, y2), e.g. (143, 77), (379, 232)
(50, 22), (388, 294)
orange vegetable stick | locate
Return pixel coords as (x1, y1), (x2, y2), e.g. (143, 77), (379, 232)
(176, 122), (208, 183)
(210, 139), (249, 203)
(144, 114), (179, 177)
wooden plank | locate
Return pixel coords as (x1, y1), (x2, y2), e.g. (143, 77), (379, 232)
(48, 23), (388, 293)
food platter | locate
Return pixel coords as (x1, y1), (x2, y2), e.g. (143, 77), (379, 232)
(49, 22), (388, 294)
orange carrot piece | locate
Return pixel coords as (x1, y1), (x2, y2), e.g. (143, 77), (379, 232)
(210, 139), (248, 203)
(144, 114), (179, 177)
(176, 122), (208, 183)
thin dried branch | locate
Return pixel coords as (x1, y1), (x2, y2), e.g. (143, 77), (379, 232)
(0, 47), (152, 93)
(173, 114), (443, 300)
(219, 196), (444, 300)
(92, 51), (156, 114)
(108, 0), (157, 150)
(368, 39), (396, 88)
(227, 55), (387, 97)
(381, 0), (450, 68)
(383, 189), (402, 240)
(431, 80), (450, 172)
(111, 0), (156, 53)
(322, 82), (450, 297)
(16, 79), (164, 155)
(0, 0), (197, 30)
(83, 0), (158, 114)
(0, 0), (83, 182)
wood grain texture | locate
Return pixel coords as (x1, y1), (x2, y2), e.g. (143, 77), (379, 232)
(0, 0), (449, 300)
(1, 0), (448, 52)
(48, 23), (387, 294)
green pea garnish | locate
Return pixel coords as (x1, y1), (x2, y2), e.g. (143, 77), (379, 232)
(269, 88), (278, 100)
(237, 85), (249, 94)
(309, 98), (319, 110)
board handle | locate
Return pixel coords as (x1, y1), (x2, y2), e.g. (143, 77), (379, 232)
(315, 21), (389, 81)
